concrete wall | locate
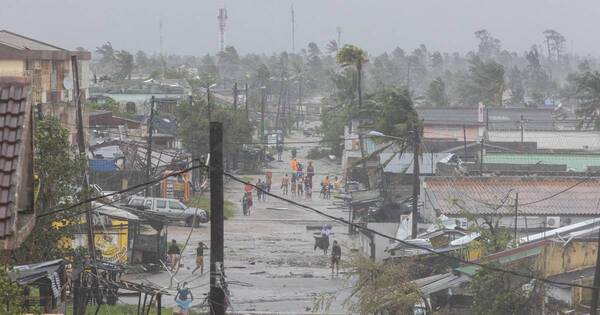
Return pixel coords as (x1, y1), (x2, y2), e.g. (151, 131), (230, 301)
(424, 125), (480, 141)
(358, 222), (399, 261)
(538, 241), (597, 277)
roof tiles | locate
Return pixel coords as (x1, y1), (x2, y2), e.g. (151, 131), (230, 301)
(0, 82), (28, 238)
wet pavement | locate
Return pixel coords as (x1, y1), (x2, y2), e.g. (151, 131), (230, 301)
(124, 122), (356, 314)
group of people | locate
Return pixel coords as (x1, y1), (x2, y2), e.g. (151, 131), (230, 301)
(280, 158), (316, 199)
(166, 240), (209, 314)
(313, 224), (342, 274)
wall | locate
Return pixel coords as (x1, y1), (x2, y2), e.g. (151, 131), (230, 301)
(359, 222), (399, 261)
(0, 59), (24, 76)
(424, 125), (480, 140)
(537, 240), (597, 277)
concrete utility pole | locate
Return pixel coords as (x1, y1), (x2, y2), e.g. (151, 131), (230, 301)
(520, 114), (525, 144)
(72, 54), (97, 315)
(591, 225), (600, 315)
(479, 138), (485, 175)
(244, 83), (249, 122)
(514, 193), (519, 242)
(209, 122), (225, 315)
(233, 82), (238, 110)
(411, 128), (420, 238)
(145, 96), (155, 197)
(207, 85), (212, 122)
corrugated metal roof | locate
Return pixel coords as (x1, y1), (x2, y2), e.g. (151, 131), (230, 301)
(484, 152), (600, 172)
(0, 30), (65, 51)
(380, 152), (453, 174)
(425, 177), (600, 216)
(0, 81), (28, 238)
(417, 107), (555, 130)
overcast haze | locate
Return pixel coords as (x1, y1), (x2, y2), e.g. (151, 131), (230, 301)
(2, 0), (600, 56)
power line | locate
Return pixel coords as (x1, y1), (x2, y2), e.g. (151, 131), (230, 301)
(222, 171), (598, 290)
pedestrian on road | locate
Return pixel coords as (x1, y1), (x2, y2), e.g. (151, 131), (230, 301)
(297, 176), (304, 197)
(276, 141), (283, 161)
(331, 240), (341, 275)
(192, 241), (209, 274)
(281, 174), (289, 195)
(306, 161), (315, 187)
(291, 173), (297, 196)
(320, 176), (331, 199)
(256, 179), (263, 201)
(174, 282), (194, 315)
(304, 178), (312, 199)
(290, 157), (298, 171)
(167, 239), (180, 268)
(265, 171), (273, 193)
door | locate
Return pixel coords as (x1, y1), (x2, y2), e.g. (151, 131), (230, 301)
(156, 199), (168, 216)
(168, 200), (186, 219)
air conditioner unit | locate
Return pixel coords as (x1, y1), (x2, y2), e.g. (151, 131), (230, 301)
(546, 216), (561, 228)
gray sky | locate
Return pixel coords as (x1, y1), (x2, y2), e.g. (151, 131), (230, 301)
(2, 0), (600, 56)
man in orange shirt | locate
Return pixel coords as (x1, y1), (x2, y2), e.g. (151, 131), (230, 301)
(291, 158), (298, 171)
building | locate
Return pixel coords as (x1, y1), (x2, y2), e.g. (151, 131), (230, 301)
(0, 77), (34, 250)
(0, 30), (91, 142)
(417, 107), (556, 141)
(422, 176), (600, 230)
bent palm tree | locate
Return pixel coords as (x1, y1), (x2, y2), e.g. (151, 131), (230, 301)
(336, 45), (368, 108)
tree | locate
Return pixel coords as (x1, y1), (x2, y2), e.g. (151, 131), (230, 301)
(571, 71), (600, 129)
(508, 67), (525, 105)
(426, 77), (449, 107)
(525, 47), (553, 106)
(543, 29), (566, 63)
(365, 89), (419, 138)
(0, 267), (25, 315)
(12, 118), (86, 264)
(336, 45), (368, 108)
(469, 264), (537, 315)
(95, 41), (115, 64)
(457, 56), (505, 107)
(325, 40), (339, 55)
(135, 50), (150, 72)
(343, 254), (420, 314)
(474, 29), (501, 59)
(115, 50), (134, 80)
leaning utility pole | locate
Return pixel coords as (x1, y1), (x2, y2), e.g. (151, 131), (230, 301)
(72, 54), (97, 315)
(411, 127), (421, 238)
(209, 122), (225, 315)
(233, 82), (238, 110)
(145, 96), (155, 197)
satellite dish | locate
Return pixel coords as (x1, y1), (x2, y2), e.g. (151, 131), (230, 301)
(63, 76), (73, 90)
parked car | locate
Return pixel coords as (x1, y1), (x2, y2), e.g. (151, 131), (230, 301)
(127, 197), (209, 227)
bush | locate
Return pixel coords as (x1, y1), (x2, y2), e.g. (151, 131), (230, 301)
(187, 196), (236, 220)
(306, 147), (332, 160)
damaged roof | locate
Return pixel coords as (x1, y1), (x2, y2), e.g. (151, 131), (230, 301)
(425, 176), (600, 216)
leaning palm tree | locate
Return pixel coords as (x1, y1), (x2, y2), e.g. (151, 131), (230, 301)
(336, 45), (368, 108)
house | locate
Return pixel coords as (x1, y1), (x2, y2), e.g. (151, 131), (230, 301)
(422, 176), (600, 230)
(417, 106), (556, 141)
(488, 130), (600, 151)
(0, 30), (91, 142)
(356, 201), (410, 261)
(483, 152), (600, 172)
(0, 77), (35, 250)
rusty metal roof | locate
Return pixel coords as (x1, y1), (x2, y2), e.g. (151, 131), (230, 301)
(425, 176), (600, 216)
(0, 79), (28, 238)
(0, 30), (65, 51)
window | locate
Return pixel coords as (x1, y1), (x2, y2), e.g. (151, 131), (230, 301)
(169, 201), (185, 210)
(130, 199), (144, 207)
(156, 200), (167, 209)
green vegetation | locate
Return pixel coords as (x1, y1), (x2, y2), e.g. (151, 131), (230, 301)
(0, 268), (26, 315)
(85, 97), (134, 119)
(188, 196), (236, 220)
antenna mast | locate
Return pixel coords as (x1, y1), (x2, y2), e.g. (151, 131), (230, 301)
(336, 26), (342, 47)
(218, 7), (228, 52)
(291, 5), (295, 52)
(160, 20), (165, 78)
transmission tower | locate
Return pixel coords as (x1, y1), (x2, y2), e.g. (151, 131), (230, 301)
(218, 7), (228, 52)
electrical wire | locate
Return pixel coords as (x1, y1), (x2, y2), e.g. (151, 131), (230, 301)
(222, 171), (599, 290)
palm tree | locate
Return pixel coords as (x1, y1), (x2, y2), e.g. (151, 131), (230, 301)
(336, 45), (368, 108)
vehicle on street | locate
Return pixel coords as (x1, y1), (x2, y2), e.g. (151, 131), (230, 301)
(127, 197), (209, 227)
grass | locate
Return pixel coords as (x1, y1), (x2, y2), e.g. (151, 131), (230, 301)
(187, 196), (237, 219)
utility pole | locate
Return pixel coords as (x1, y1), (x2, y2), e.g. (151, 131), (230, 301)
(244, 83), (249, 122)
(260, 87), (266, 164)
(72, 54), (97, 315)
(209, 122), (225, 315)
(297, 78), (302, 127)
(411, 128), (420, 239)
(519, 114), (524, 144)
(336, 26), (342, 47)
(514, 193), (519, 242)
(291, 5), (295, 52)
(233, 82), (238, 110)
(145, 96), (155, 197)
(463, 124), (467, 155)
(207, 85), (212, 122)
(591, 225), (600, 315)
(479, 138), (485, 175)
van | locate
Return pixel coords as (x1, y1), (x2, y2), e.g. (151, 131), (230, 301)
(127, 197), (209, 227)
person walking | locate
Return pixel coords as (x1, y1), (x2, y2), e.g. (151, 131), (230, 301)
(297, 176), (304, 197)
(281, 174), (289, 195)
(304, 178), (312, 199)
(265, 171), (273, 194)
(290, 157), (298, 171)
(306, 161), (315, 187)
(192, 241), (209, 274)
(167, 239), (181, 269)
(256, 179), (263, 202)
(174, 282), (194, 315)
(291, 173), (297, 196)
(331, 240), (341, 275)
(276, 140), (284, 161)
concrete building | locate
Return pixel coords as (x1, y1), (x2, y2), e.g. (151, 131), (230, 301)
(0, 30), (91, 142)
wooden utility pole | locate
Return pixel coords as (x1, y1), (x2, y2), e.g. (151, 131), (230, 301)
(591, 225), (600, 315)
(209, 122), (225, 315)
(72, 54), (97, 315)
(411, 128), (420, 238)
(145, 96), (155, 197)
(233, 82), (238, 110)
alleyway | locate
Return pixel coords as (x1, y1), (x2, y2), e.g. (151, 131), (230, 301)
(127, 123), (355, 314)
